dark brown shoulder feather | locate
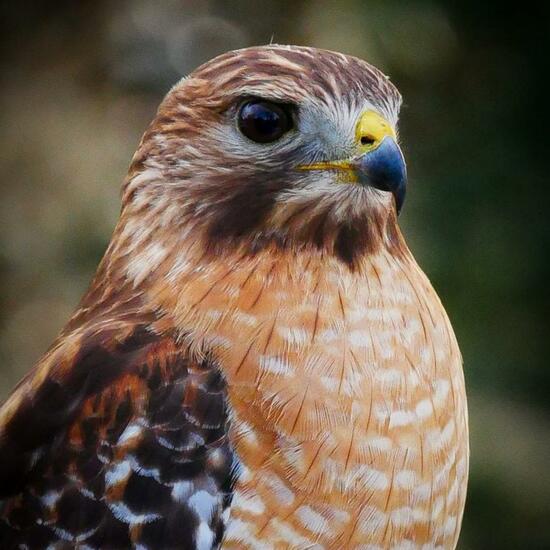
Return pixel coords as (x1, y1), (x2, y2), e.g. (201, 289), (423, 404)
(0, 317), (236, 549)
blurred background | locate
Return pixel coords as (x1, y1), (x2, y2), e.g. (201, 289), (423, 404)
(1, 1), (548, 548)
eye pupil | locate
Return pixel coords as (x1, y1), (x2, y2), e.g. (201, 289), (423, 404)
(238, 100), (292, 143)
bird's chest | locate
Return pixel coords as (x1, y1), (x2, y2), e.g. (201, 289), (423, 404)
(160, 250), (468, 549)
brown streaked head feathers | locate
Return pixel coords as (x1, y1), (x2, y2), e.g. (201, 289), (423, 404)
(121, 45), (405, 270)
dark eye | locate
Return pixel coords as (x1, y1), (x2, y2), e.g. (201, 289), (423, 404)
(237, 100), (293, 143)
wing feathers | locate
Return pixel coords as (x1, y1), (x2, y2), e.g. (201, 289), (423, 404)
(0, 324), (235, 549)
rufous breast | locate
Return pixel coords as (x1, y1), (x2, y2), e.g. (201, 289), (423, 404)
(148, 244), (469, 550)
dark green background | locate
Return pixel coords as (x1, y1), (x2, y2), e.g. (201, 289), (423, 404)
(1, 2), (548, 548)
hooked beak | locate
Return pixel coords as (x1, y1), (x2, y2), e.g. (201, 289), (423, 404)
(298, 111), (407, 214)
(352, 135), (407, 214)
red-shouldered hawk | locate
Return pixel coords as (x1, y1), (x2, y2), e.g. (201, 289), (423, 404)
(0, 45), (468, 549)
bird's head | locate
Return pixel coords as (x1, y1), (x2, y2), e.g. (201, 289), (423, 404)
(123, 45), (407, 268)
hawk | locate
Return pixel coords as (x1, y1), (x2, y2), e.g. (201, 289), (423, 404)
(0, 45), (468, 549)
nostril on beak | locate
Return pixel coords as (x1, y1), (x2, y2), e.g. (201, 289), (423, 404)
(360, 135), (376, 146)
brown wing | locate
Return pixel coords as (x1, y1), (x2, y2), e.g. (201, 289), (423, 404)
(0, 323), (236, 549)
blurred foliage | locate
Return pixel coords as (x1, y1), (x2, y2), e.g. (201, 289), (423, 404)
(1, 1), (548, 548)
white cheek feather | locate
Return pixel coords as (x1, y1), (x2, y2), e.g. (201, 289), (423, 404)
(299, 100), (356, 161)
(300, 97), (390, 160)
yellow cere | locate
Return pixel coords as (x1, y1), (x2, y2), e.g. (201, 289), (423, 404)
(298, 110), (395, 176)
(356, 110), (396, 153)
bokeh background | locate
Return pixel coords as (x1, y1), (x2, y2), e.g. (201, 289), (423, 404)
(1, 1), (548, 548)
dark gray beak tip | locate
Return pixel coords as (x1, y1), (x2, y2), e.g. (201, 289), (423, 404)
(355, 137), (407, 215)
